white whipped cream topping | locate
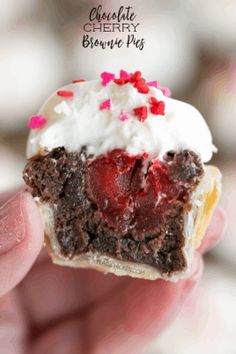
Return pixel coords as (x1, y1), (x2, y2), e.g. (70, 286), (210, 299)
(27, 80), (216, 162)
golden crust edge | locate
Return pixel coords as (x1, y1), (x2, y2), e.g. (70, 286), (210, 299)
(193, 165), (221, 248)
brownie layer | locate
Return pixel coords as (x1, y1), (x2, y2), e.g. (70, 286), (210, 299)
(23, 147), (203, 275)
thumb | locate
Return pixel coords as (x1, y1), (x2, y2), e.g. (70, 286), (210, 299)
(0, 192), (44, 297)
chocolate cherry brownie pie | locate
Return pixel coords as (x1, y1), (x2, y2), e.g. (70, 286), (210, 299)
(23, 70), (221, 281)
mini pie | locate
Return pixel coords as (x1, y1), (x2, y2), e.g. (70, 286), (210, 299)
(23, 71), (221, 281)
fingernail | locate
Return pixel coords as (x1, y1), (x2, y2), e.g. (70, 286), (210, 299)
(0, 193), (26, 255)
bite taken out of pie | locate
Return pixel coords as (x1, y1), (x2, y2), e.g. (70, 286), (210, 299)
(23, 70), (221, 281)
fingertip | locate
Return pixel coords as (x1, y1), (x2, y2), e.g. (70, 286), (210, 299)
(181, 252), (203, 296)
(199, 207), (227, 255)
(215, 207), (227, 236)
(207, 207), (227, 240)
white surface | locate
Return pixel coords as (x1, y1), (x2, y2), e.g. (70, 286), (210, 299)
(27, 79), (215, 162)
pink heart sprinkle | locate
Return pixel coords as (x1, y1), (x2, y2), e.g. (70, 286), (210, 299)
(160, 86), (172, 97)
(28, 115), (47, 129)
(100, 99), (111, 111)
(147, 81), (159, 88)
(120, 70), (130, 79)
(100, 72), (115, 86)
(119, 113), (129, 122)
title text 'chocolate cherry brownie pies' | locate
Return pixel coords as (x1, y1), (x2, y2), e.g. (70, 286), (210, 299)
(23, 70), (221, 281)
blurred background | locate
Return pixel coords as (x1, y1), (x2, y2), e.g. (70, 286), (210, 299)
(0, 1), (235, 353)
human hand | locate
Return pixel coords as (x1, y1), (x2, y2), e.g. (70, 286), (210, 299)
(0, 191), (226, 354)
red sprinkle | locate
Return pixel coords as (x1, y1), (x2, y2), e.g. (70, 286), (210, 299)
(114, 78), (130, 86)
(119, 113), (129, 122)
(101, 72), (115, 86)
(160, 86), (171, 97)
(128, 71), (150, 94)
(148, 96), (165, 115)
(133, 106), (148, 122)
(120, 70), (130, 79)
(100, 99), (112, 111)
(148, 97), (159, 105)
(28, 115), (47, 129)
(134, 78), (149, 94)
(147, 81), (159, 88)
(72, 79), (85, 83)
(57, 90), (74, 98)
(150, 101), (165, 115)
(114, 70), (150, 94)
(129, 71), (142, 83)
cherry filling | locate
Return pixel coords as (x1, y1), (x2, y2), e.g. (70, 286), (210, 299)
(86, 150), (187, 234)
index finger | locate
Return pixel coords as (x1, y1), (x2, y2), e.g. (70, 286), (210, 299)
(0, 191), (43, 297)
